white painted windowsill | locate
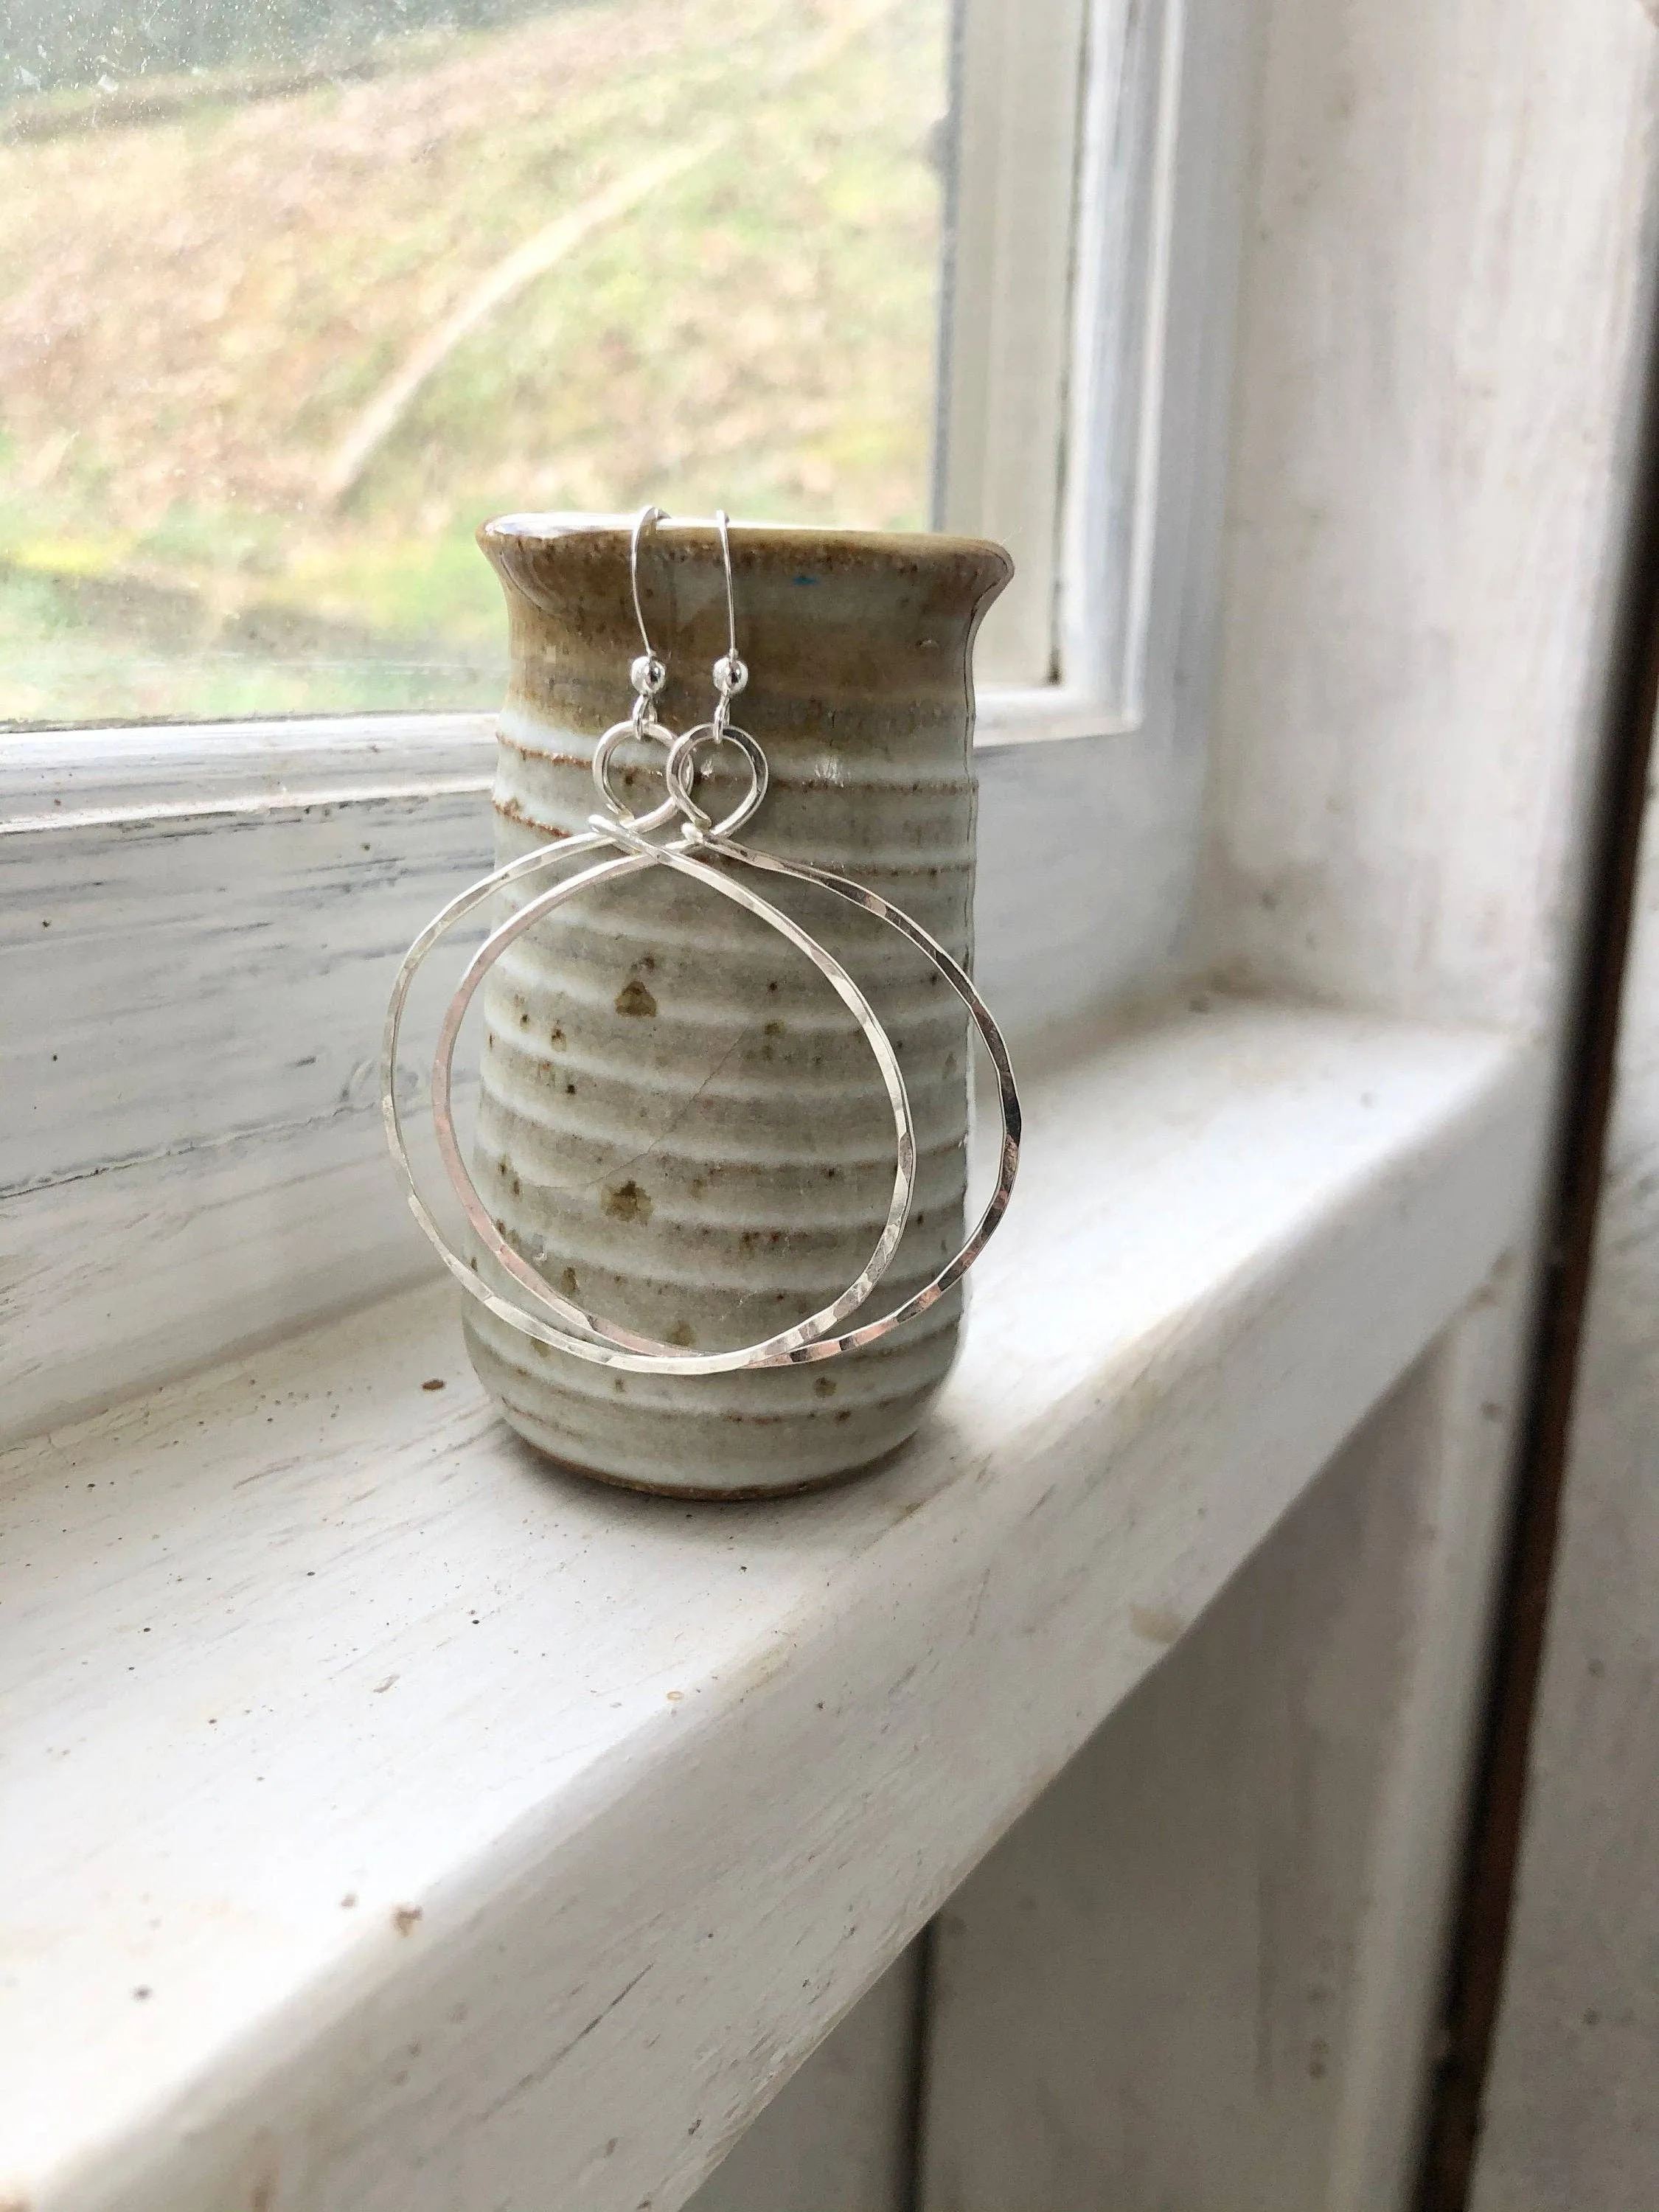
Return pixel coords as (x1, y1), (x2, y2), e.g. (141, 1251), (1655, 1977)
(0, 685), (1127, 834)
(0, 997), (1542, 2212)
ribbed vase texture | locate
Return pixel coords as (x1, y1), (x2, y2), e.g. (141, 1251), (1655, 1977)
(464, 515), (1011, 1495)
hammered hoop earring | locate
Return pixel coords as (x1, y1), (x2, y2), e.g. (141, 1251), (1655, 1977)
(382, 507), (1021, 1375)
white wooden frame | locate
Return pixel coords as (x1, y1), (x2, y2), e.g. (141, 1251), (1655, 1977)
(4, 0), (1655, 2205)
(914, 0), (1659, 2202)
(932, 0), (1087, 689)
(936, 0), (1189, 726)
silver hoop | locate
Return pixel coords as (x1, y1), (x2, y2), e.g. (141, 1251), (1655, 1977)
(416, 833), (917, 1373)
(380, 508), (1020, 1375)
(383, 826), (1019, 1371)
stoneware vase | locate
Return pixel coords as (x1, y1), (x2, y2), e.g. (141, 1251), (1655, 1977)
(465, 512), (1012, 1497)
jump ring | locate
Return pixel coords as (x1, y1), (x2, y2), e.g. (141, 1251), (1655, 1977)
(592, 715), (680, 828)
(665, 722), (769, 840)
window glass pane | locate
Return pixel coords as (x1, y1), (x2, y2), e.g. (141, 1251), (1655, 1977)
(0, 0), (950, 726)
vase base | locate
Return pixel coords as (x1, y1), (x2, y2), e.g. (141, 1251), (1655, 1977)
(495, 1406), (915, 1501)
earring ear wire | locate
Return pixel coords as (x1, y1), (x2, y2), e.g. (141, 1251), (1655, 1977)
(710, 509), (748, 725)
(628, 504), (668, 707)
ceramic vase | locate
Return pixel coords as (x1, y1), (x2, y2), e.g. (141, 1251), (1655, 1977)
(463, 512), (1011, 1496)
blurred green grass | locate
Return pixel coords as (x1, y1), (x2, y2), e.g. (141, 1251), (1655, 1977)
(0, 0), (946, 726)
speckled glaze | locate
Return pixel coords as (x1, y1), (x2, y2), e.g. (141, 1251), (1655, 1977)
(465, 513), (1012, 1496)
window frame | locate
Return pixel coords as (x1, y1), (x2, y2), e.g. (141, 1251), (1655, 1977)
(1, 0), (1190, 757)
(5, 0), (1649, 2202)
(937, 0), (1187, 731)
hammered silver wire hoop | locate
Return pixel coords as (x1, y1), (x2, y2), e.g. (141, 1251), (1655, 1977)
(380, 506), (1021, 1374)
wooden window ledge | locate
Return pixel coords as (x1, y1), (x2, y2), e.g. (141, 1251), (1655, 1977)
(0, 995), (1542, 2212)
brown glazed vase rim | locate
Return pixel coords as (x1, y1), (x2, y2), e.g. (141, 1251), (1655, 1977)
(479, 509), (1014, 585)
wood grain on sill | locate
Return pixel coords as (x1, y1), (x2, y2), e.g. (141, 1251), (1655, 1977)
(0, 998), (1541, 2212)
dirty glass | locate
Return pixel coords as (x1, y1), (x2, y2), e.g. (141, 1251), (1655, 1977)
(0, 0), (951, 724)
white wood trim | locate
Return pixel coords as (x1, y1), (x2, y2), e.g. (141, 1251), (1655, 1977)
(1197, 0), (1659, 1037)
(0, 774), (493, 837)
(919, 1326), (1499, 2209)
(0, 689), (1138, 821)
(973, 682), (1136, 744)
(0, 998), (1542, 2212)
(685, 1946), (922, 2212)
(934, 0), (1087, 685)
(0, 713), (495, 827)
(0, 773), (491, 1447)
(1470, 719), (1659, 2211)
(1058, 0), (1186, 717)
(921, 0), (1659, 2199)
(1327, 1266), (1538, 2209)
(935, 0), (1199, 715)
